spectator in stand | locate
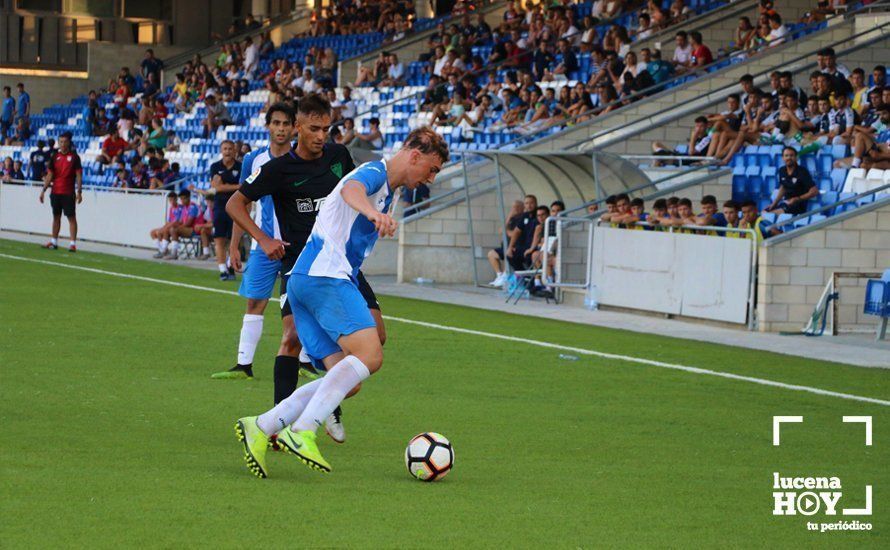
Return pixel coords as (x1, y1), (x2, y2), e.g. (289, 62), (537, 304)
(151, 192), (182, 258)
(142, 118), (169, 154)
(722, 200), (741, 234)
(828, 92), (855, 144)
(15, 83), (30, 126)
(694, 195), (728, 229)
(141, 49), (164, 83)
(128, 159), (150, 189)
(766, 13), (789, 47)
(138, 97), (154, 126)
(164, 191), (200, 260)
(350, 117), (384, 150)
(840, 105), (890, 169)
(93, 107), (112, 136)
(766, 147), (818, 215)
(739, 200), (779, 243)
(381, 53), (406, 86)
(203, 94), (233, 138)
(672, 31), (693, 72)
(0, 157), (13, 181)
(142, 73), (160, 99)
(97, 132), (130, 169)
(1, 86), (13, 141)
(652, 115), (712, 166)
(6, 117), (31, 145)
(39, 132), (82, 252)
(735, 17), (757, 51)
(243, 36), (260, 78)
(689, 31), (713, 69)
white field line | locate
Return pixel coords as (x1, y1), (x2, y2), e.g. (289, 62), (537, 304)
(3, 252), (888, 407)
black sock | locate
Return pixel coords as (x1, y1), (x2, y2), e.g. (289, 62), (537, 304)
(273, 355), (300, 405)
(234, 363), (253, 376)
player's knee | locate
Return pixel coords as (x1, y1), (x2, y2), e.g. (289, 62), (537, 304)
(246, 299), (266, 314)
(346, 382), (362, 398)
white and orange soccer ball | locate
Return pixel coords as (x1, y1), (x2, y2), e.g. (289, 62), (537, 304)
(405, 432), (454, 482)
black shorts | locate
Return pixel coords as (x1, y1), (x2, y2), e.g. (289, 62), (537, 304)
(50, 193), (76, 218)
(212, 205), (233, 239)
(279, 263), (379, 318)
(494, 246), (530, 272)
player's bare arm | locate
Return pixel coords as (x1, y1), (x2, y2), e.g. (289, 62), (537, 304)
(226, 191), (289, 260)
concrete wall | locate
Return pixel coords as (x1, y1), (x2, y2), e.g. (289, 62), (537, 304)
(1, 43), (189, 113)
(398, 170), (734, 284)
(758, 202), (890, 333)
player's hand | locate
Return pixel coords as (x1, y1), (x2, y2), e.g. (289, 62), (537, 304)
(229, 246), (242, 271)
(368, 211), (398, 238)
(38, 191), (45, 204)
(259, 237), (289, 260)
(506, 247), (514, 258)
(76, 191), (83, 204)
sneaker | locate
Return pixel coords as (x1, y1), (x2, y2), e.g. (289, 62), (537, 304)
(235, 416), (270, 478)
(275, 428), (331, 473)
(325, 407), (346, 444)
(488, 272), (506, 287)
(228, 266), (236, 277)
(219, 272), (232, 282)
(43, 242), (58, 250)
(197, 253), (211, 260)
(165, 251), (179, 260)
(211, 364), (254, 379)
(152, 251), (165, 258)
(68, 245), (77, 253)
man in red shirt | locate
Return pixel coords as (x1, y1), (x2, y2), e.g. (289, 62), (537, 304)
(96, 133), (129, 167)
(690, 31), (713, 68)
(39, 131), (82, 251)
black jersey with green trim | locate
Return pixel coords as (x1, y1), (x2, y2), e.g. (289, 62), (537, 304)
(239, 143), (355, 259)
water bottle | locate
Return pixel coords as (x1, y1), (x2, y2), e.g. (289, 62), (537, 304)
(584, 285), (599, 310)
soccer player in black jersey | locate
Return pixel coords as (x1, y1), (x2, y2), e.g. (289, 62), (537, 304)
(225, 95), (386, 443)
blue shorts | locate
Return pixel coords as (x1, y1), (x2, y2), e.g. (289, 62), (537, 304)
(287, 273), (377, 365)
(238, 249), (281, 300)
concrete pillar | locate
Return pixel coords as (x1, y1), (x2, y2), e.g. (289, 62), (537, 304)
(415, 0), (434, 19)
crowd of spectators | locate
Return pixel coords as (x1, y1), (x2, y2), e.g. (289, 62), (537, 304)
(308, 0), (419, 43)
(1, 83), (32, 145)
(652, 49), (888, 171)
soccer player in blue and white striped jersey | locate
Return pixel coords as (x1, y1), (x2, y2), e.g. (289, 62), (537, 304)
(235, 127), (449, 477)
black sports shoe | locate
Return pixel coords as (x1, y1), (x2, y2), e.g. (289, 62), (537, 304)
(211, 364), (254, 379)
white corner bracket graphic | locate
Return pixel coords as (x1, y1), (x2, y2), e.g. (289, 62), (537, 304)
(773, 416), (804, 446)
(843, 485), (873, 516)
(842, 416), (873, 446)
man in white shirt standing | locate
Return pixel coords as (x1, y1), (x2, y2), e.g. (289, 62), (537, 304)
(243, 36), (260, 79)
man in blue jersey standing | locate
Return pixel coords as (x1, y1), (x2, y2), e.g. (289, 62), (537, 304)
(234, 126), (449, 478)
(212, 103), (296, 380)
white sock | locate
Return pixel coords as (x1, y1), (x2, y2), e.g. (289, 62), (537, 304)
(852, 157), (861, 168)
(257, 378), (324, 435)
(159, 240), (169, 253)
(69, 240), (76, 248)
(291, 355), (371, 433)
(156, 239), (163, 252)
(202, 246), (211, 255)
(237, 314), (264, 365)
(51, 238), (58, 246)
(171, 241), (180, 254)
(218, 263), (227, 273)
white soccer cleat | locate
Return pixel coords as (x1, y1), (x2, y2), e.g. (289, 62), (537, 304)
(324, 410), (346, 444)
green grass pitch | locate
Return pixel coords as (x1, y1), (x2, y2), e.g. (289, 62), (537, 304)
(0, 237), (887, 547)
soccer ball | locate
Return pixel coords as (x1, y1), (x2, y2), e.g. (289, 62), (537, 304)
(405, 432), (454, 482)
